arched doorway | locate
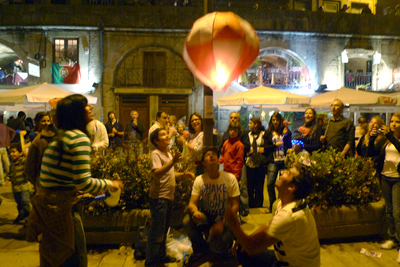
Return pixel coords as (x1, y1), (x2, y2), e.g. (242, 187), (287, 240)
(240, 47), (311, 89)
(113, 44), (194, 144)
(0, 43), (26, 85)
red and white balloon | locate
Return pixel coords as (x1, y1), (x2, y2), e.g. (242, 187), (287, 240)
(183, 12), (259, 91)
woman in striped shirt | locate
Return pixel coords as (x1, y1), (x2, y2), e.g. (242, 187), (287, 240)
(28, 94), (123, 267)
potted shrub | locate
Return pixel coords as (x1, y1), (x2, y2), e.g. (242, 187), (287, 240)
(81, 144), (194, 244)
(286, 149), (384, 239)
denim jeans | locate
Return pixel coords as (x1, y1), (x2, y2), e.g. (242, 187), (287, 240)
(0, 147), (10, 185)
(183, 212), (234, 254)
(240, 165), (249, 213)
(247, 166), (266, 208)
(145, 198), (172, 267)
(381, 175), (400, 244)
(267, 161), (285, 211)
(13, 190), (30, 220)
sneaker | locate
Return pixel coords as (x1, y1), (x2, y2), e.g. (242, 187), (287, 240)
(397, 250), (400, 264)
(381, 240), (397, 249)
(241, 210), (249, 217)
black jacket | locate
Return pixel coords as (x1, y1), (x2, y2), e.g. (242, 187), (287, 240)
(369, 132), (400, 177)
(125, 120), (145, 142)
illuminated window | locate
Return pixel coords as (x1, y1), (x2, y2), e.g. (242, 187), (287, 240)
(53, 38), (79, 63)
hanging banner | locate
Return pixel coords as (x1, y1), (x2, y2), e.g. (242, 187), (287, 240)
(51, 63), (81, 84)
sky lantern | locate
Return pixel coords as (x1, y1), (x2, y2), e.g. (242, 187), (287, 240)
(183, 11), (260, 91)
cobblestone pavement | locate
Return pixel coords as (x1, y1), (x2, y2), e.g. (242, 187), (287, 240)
(0, 184), (398, 266)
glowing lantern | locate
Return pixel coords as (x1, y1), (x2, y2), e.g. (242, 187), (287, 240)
(183, 12), (259, 91)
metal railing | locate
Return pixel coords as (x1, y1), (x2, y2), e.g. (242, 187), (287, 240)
(344, 72), (372, 89)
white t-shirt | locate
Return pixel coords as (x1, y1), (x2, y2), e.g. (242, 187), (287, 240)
(267, 200), (320, 267)
(86, 120), (109, 151)
(382, 144), (400, 178)
(191, 170), (240, 217)
(149, 149), (176, 200)
(182, 131), (204, 172)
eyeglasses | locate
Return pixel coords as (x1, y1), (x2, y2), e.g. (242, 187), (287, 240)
(191, 118), (200, 123)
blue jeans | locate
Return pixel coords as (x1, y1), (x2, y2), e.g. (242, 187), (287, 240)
(183, 212), (234, 254)
(247, 166), (266, 208)
(381, 175), (400, 244)
(13, 190), (30, 220)
(145, 198), (172, 267)
(267, 161), (285, 211)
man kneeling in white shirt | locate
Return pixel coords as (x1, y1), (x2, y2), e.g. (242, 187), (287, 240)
(225, 164), (320, 267)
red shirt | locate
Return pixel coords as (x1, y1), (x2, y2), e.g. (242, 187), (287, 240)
(219, 137), (244, 179)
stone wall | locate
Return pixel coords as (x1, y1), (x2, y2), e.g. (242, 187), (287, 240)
(1, 5), (400, 36)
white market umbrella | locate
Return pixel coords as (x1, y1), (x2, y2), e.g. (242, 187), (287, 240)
(216, 85), (311, 106)
(213, 82), (248, 110)
(310, 87), (395, 106)
(0, 82), (97, 105)
(385, 91), (400, 106)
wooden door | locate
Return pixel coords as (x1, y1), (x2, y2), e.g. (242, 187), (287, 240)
(119, 95), (150, 146)
(143, 52), (166, 87)
(158, 95), (188, 126)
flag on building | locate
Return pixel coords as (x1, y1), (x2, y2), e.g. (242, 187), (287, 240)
(51, 62), (81, 84)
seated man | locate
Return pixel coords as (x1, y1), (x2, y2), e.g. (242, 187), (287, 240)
(225, 164), (320, 267)
(183, 148), (240, 265)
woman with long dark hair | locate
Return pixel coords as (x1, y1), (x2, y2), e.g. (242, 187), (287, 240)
(182, 112), (204, 175)
(245, 117), (270, 208)
(28, 112), (51, 142)
(356, 115), (384, 157)
(265, 112), (292, 213)
(292, 108), (322, 155)
(27, 94), (123, 267)
(371, 113), (400, 261)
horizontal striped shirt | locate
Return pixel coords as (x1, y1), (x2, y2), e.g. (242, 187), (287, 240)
(39, 129), (113, 193)
(10, 157), (29, 192)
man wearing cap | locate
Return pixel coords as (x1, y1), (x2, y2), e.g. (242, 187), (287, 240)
(183, 148), (240, 265)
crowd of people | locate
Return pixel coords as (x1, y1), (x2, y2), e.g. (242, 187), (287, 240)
(2, 95), (400, 266)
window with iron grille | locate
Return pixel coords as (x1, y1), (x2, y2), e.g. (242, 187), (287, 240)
(143, 52), (166, 87)
(53, 38), (79, 63)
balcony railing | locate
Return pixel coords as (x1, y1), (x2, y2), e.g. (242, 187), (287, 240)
(344, 72), (372, 89)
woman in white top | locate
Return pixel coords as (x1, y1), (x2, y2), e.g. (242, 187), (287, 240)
(373, 113), (400, 261)
(182, 112), (204, 175)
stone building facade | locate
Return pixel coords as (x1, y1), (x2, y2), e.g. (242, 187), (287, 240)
(1, 2), (400, 135)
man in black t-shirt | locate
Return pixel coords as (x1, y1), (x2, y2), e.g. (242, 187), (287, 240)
(105, 111), (124, 149)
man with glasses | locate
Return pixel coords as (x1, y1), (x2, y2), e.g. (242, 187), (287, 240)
(224, 164), (320, 267)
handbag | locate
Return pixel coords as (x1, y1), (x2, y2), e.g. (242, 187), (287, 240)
(246, 152), (267, 168)
(246, 131), (267, 168)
